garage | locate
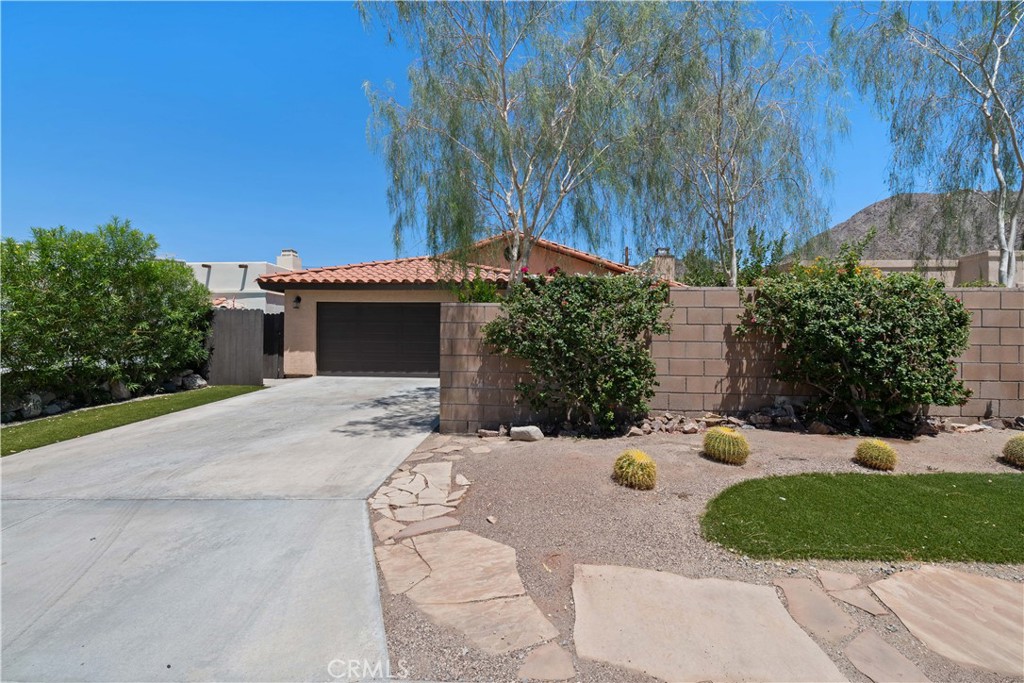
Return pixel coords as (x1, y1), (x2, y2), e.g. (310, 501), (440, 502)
(316, 302), (441, 376)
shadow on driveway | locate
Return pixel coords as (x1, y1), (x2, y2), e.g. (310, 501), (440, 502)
(332, 385), (440, 438)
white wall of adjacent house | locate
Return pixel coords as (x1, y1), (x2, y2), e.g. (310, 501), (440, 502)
(187, 249), (301, 313)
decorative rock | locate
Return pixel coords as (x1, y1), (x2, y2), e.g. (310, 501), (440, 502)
(573, 565), (845, 682)
(517, 642), (575, 681)
(627, 426), (644, 437)
(726, 416), (747, 427)
(418, 595), (557, 655)
(434, 444), (464, 453)
(960, 423), (989, 433)
(477, 428), (500, 438)
(20, 393), (43, 419)
(455, 474), (471, 487)
(640, 422), (653, 435)
(829, 588), (888, 616)
(982, 417), (1006, 429)
(442, 454), (464, 461)
(511, 425), (544, 442)
(446, 488), (467, 504)
(807, 420), (837, 435)
(817, 569), (860, 592)
(678, 419), (699, 434)
(774, 578), (857, 643)
(870, 566), (1024, 676)
(181, 373), (207, 390)
(844, 630), (930, 682)
(160, 381), (178, 393)
(373, 517), (406, 542)
(392, 516), (460, 540)
(39, 391), (57, 405)
(486, 516), (497, 524)
(42, 403), (62, 416)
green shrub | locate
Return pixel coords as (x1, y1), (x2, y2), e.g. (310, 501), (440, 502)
(1, 219), (212, 402)
(613, 448), (657, 490)
(853, 439), (898, 471)
(483, 271), (670, 434)
(738, 234), (971, 433)
(703, 426), (750, 465)
(1001, 434), (1024, 468)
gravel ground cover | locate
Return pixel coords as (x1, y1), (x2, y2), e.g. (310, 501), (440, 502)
(376, 428), (1024, 683)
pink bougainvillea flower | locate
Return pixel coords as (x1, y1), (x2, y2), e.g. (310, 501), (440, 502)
(520, 266), (529, 273)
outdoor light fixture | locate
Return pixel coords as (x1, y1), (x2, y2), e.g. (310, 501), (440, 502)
(292, 295), (302, 309)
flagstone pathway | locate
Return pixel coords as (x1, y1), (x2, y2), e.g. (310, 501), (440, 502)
(371, 438), (1024, 682)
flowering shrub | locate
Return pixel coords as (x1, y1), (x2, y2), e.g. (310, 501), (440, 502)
(738, 239), (972, 433)
(483, 271), (670, 434)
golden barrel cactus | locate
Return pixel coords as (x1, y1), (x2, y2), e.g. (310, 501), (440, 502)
(1001, 434), (1024, 468)
(703, 426), (750, 465)
(854, 439), (898, 471)
(613, 449), (657, 490)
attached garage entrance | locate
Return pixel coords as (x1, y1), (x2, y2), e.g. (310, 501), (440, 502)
(316, 302), (441, 376)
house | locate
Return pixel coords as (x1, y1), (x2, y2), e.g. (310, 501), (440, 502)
(188, 249), (302, 313)
(256, 234), (631, 377)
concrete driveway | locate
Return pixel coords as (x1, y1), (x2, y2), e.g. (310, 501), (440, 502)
(1, 377), (439, 682)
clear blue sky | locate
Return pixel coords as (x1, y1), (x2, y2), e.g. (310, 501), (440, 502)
(2, 1), (892, 269)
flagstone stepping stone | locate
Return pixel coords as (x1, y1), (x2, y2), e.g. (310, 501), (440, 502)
(418, 595), (558, 655)
(573, 565), (846, 682)
(394, 475), (427, 495)
(442, 454), (464, 461)
(446, 487), (467, 504)
(775, 577), (858, 643)
(394, 506), (425, 523)
(844, 630), (930, 682)
(373, 517), (406, 542)
(434, 444), (464, 453)
(419, 504), (453, 520)
(417, 488), (450, 506)
(818, 569), (861, 591)
(406, 530), (526, 604)
(393, 516), (460, 541)
(404, 452), (434, 463)
(830, 588), (889, 616)
(385, 491), (418, 507)
(375, 542), (429, 594)
(517, 642), (575, 681)
(470, 446), (492, 454)
(455, 474), (471, 487)
(413, 462), (452, 492)
(870, 566), (1024, 676)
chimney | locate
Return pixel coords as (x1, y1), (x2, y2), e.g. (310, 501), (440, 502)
(277, 248), (301, 271)
(652, 247), (675, 282)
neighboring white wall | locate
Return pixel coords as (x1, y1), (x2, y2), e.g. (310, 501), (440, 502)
(188, 261), (294, 313)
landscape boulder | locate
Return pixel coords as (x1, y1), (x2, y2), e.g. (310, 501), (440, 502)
(20, 393), (43, 419)
(510, 425), (544, 442)
(181, 373), (208, 391)
(109, 380), (132, 401)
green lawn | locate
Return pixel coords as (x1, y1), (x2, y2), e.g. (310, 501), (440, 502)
(1, 385), (263, 457)
(701, 472), (1024, 563)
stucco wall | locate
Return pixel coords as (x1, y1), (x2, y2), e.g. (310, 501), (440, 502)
(282, 288), (458, 376)
(471, 241), (617, 276)
(439, 287), (1023, 433)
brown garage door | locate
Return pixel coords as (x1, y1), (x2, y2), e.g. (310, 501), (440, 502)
(316, 302), (441, 376)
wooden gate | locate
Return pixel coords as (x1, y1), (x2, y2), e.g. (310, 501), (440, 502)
(263, 312), (284, 379)
(207, 309), (264, 385)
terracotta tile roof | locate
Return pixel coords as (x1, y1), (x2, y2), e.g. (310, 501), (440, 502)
(257, 256), (510, 291)
(472, 233), (634, 274)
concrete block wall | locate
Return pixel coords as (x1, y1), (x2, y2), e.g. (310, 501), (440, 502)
(439, 304), (546, 434)
(439, 287), (1023, 434)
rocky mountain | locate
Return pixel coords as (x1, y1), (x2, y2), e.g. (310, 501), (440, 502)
(803, 192), (1019, 261)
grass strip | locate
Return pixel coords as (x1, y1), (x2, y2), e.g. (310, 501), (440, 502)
(701, 472), (1024, 563)
(1, 385), (264, 456)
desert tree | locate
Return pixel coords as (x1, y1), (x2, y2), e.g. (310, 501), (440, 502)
(833, 1), (1023, 286)
(632, 3), (842, 287)
(363, 1), (682, 280)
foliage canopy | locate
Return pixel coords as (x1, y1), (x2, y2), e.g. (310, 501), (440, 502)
(483, 272), (670, 434)
(1, 219), (212, 401)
